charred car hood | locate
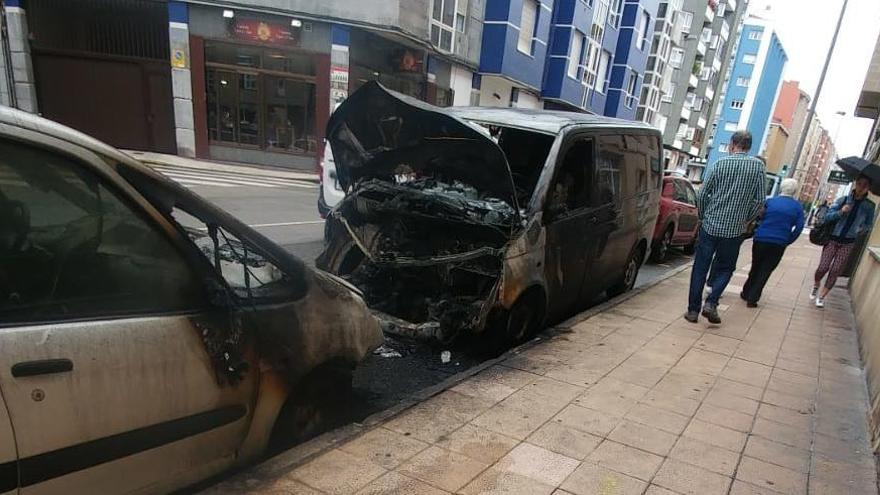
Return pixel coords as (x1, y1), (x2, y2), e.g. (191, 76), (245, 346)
(327, 81), (520, 211)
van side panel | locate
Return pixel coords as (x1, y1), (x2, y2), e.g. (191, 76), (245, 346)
(0, 385), (18, 495)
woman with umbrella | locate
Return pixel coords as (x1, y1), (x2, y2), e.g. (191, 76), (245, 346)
(812, 164), (877, 308)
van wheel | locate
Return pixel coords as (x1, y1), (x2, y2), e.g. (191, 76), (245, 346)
(651, 227), (674, 263)
(608, 246), (644, 298)
(484, 291), (545, 354)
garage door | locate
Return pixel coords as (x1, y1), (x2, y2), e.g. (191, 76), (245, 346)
(27, 0), (176, 153)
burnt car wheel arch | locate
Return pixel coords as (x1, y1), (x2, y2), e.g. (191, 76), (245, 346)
(608, 241), (646, 297)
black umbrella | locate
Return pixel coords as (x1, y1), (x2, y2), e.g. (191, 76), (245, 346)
(835, 156), (880, 196)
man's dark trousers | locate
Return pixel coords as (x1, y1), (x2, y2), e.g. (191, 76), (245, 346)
(688, 228), (744, 313)
(741, 241), (786, 304)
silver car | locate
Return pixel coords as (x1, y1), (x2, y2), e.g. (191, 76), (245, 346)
(0, 107), (382, 494)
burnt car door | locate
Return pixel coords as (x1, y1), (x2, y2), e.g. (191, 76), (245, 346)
(543, 134), (599, 320)
(0, 137), (257, 494)
(581, 134), (626, 295)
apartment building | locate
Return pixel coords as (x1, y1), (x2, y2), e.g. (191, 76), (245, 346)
(650, 0), (748, 179)
(707, 16), (788, 166)
(763, 80), (810, 175)
(636, 0), (685, 131)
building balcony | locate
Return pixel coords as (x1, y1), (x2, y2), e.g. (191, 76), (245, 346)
(705, 85), (715, 100)
(705, 4), (716, 24)
(698, 116), (707, 128)
(721, 20), (731, 41)
(726, 0), (737, 13)
(680, 106), (692, 120)
(674, 139), (684, 149)
(689, 73), (699, 88)
(697, 40), (707, 57)
(690, 145), (700, 156)
(713, 56), (722, 72)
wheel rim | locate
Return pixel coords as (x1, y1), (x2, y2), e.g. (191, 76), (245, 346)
(624, 257), (638, 288)
(659, 231), (672, 259)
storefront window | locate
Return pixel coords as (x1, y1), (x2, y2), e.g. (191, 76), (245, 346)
(205, 42), (317, 154)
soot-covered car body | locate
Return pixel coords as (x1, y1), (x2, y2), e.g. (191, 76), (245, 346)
(318, 82), (663, 345)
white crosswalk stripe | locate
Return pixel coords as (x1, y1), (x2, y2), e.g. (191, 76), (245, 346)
(149, 165), (317, 190)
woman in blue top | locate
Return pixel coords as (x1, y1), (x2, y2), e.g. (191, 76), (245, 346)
(812, 175), (876, 308)
(741, 179), (805, 307)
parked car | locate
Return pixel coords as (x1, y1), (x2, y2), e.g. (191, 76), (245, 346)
(317, 82), (662, 347)
(651, 173), (700, 262)
(0, 107), (383, 494)
(317, 103), (345, 218)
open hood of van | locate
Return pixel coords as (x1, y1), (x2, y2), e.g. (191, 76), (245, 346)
(326, 81), (520, 210)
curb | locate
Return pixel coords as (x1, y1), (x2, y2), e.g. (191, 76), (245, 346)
(208, 261), (693, 490)
(127, 151), (320, 183)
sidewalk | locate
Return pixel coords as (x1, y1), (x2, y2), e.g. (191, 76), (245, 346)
(125, 151), (319, 182)
(207, 238), (877, 495)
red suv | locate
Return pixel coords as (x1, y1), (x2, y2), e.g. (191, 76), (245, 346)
(651, 174), (700, 262)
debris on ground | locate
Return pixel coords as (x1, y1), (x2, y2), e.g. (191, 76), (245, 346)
(440, 350), (452, 363)
(373, 345), (403, 358)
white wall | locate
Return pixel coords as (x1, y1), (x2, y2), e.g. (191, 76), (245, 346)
(515, 89), (541, 109)
(479, 76), (514, 107)
(450, 65), (473, 106)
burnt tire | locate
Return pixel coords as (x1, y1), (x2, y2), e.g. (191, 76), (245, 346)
(484, 292), (545, 354)
(608, 246), (644, 298)
(651, 227), (674, 263)
(268, 363), (354, 452)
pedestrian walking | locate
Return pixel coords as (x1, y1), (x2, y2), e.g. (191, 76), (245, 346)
(686, 131), (765, 324)
(740, 179), (805, 307)
(811, 176), (876, 308)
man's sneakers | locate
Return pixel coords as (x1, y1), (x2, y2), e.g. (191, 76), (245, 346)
(685, 311), (699, 323)
(701, 304), (722, 324)
(815, 296), (825, 308)
(809, 286), (819, 300)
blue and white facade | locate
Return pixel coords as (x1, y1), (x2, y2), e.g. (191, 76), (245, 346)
(605, 0), (659, 119)
(478, 0), (554, 107)
(480, 0), (658, 118)
(708, 18), (787, 164)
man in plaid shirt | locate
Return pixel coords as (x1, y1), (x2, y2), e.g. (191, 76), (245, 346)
(687, 131), (766, 324)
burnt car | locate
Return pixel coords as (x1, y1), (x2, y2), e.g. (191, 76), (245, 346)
(317, 82), (662, 346)
(0, 107), (382, 494)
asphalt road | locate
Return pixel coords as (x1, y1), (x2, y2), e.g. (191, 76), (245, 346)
(164, 166), (692, 447)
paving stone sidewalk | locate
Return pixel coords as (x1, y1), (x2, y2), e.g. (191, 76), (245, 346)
(211, 238), (878, 495)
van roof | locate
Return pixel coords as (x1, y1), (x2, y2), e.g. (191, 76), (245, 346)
(445, 106), (662, 136)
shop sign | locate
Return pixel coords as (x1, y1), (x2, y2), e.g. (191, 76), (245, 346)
(232, 19), (298, 46)
(828, 170), (850, 185)
(330, 65), (349, 103)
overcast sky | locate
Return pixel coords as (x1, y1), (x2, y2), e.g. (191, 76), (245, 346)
(747, 0), (879, 158)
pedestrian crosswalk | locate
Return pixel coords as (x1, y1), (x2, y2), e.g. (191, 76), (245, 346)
(150, 164), (317, 190)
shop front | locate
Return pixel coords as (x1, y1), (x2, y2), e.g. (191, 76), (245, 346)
(189, 6), (329, 170)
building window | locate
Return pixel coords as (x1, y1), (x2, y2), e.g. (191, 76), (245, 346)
(518, 0), (539, 55)
(610, 0), (623, 28)
(748, 29), (763, 40)
(742, 53), (757, 64)
(736, 76), (750, 87)
(685, 91), (696, 108)
(669, 47), (684, 68)
(701, 26), (712, 43)
(205, 42), (317, 155)
(662, 82), (676, 102)
(568, 32), (586, 79)
(676, 122), (688, 138)
(710, 34), (720, 49)
(658, 2), (669, 19)
(431, 0), (457, 52)
(719, 143), (729, 153)
(626, 71), (639, 108)
(724, 122), (738, 132)
(456, 13), (466, 33)
(730, 99), (744, 109)
(680, 11), (693, 34)
(597, 50), (611, 93)
(692, 97), (704, 111)
(637, 11), (651, 51)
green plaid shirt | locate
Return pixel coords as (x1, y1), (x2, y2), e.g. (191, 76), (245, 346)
(697, 153), (766, 238)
